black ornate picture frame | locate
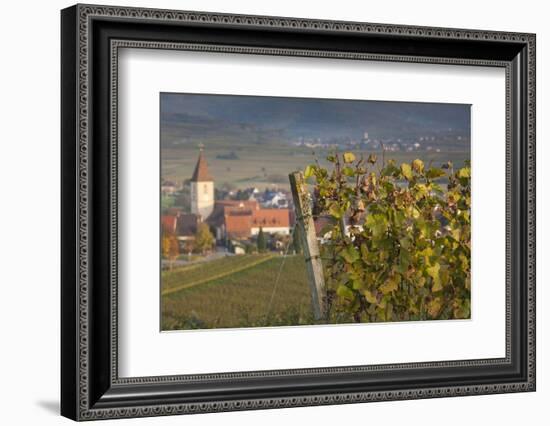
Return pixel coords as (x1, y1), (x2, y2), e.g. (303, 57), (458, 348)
(61, 4), (536, 421)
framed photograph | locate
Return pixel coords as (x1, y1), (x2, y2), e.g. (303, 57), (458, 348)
(61, 4), (536, 421)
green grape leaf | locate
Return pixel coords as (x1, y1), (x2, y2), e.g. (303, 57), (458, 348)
(342, 166), (355, 177)
(340, 245), (360, 264)
(426, 167), (446, 179)
(328, 203), (343, 219)
(337, 285), (354, 300)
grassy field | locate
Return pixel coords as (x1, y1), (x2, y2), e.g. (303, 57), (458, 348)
(161, 144), (470, 192)
(161, 254), (317, 330)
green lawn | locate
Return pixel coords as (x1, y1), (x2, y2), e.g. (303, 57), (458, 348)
(161, 254), (316, 330)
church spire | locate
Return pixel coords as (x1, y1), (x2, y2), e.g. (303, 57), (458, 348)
(190, 146), (213, 182)
(190, 145), (215, 219)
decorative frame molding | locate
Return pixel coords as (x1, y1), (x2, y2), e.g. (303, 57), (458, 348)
(61, 4), (536, 421)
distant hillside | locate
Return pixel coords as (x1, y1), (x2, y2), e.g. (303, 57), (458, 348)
(160, 93), (471, 149)
(161, 112), (286, 148)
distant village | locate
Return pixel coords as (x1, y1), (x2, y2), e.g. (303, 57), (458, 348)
(161, 149), (296, 258)
(293, 131), (468, 153)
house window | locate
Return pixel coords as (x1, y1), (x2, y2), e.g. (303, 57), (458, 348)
(203, 184), (208, 194)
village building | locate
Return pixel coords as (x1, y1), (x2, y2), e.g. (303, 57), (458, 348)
(250, 209), (290, 235)
(161, 214), (178, 234)
(160, 209), (201, 249)
(207, 199), (290, 241)
(161, 180), (178, 195)
(176, 213), (201, 243)
(260, 190), (290, 209)
(161, 148), (292, 251)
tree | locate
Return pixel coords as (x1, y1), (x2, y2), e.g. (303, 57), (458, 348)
(162, 230), (179, 270)
(257, 227), (267, 253)
(183, 240), (194, 258)
(291, 226), (302, 254)
(245, 242), (257, 254)
(194, 223), (214, 255)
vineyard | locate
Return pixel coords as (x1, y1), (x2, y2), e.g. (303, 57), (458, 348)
(161, 254), (316, 330)
(162, 254), (275, 295)
(161, 152), (471, 330)
(304, 152), (471, 322)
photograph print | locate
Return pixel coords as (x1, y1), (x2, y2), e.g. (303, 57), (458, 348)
(160, 93), (472, 331)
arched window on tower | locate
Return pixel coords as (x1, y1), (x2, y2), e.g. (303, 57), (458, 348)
(203, 184), (208, 195)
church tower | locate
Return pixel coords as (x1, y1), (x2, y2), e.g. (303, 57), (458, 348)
(190, 147), (214, 220)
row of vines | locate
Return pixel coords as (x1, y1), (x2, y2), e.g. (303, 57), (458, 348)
(304, 152), (471, 323)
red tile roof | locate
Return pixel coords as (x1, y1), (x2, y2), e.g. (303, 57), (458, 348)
(224, 214), (252, 239)
(218, 199), (259, 211)
(251, 209), (290, 228)
(190, 150), (213, 182)
(161, 215), (177, 234)
(211, 200), (291, 239)
(207, 200), (259, 227)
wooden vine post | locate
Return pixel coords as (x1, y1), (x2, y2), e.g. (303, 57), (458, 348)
(289, 171), (327, 320)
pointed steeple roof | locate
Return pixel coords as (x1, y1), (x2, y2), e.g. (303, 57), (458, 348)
(190, 148), (213, 182)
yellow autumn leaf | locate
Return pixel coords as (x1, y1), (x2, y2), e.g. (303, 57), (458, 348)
(412, 159), (424, 173)
(379, 275), (400, 295)
(401, 163), (413, 180)
(343, 152), (356, 163)
(363, 290), (378, 304)
(427, 298), (442, 318)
